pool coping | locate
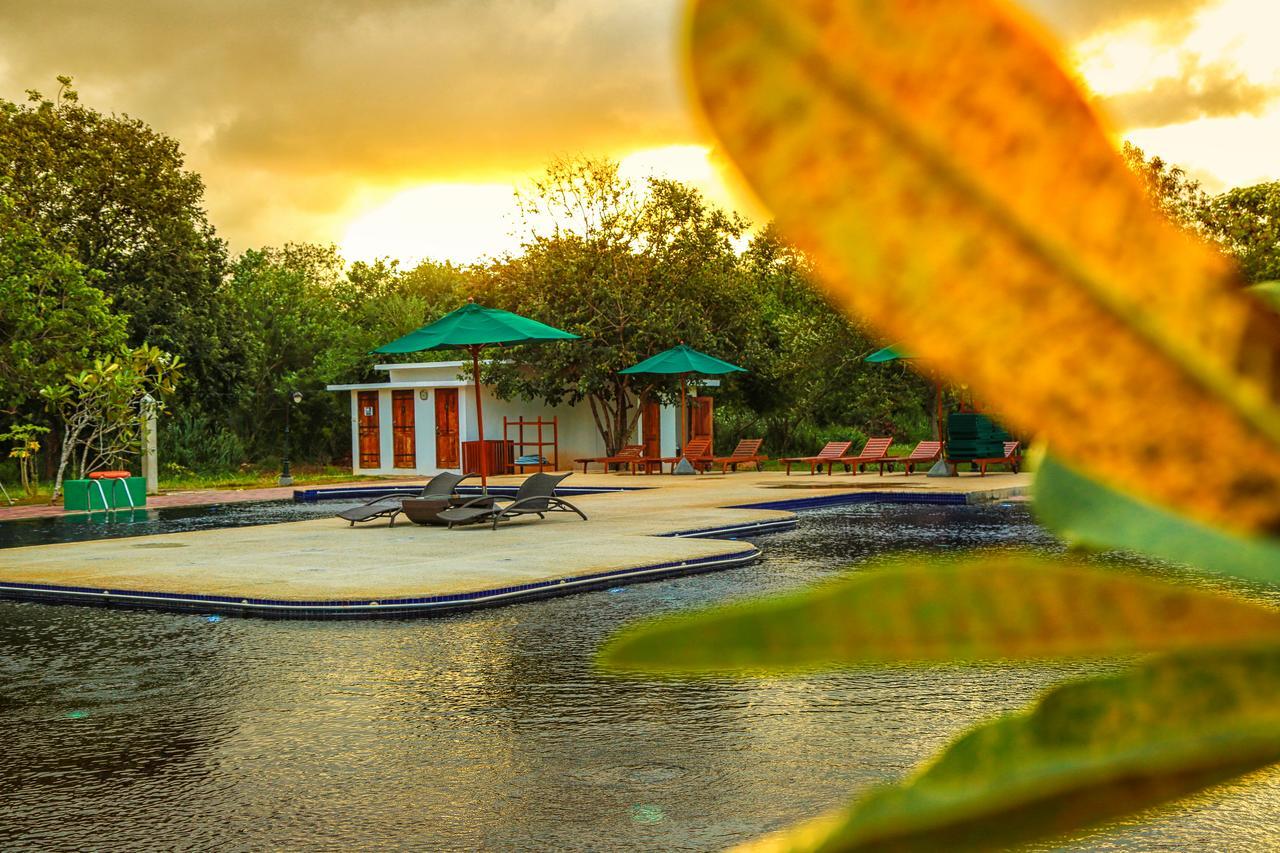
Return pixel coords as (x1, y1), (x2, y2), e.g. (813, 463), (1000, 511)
(0, 484), (1027, 619)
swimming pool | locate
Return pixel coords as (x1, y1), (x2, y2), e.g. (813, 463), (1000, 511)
(2, 502), (1276, 850)
(0, 484), (637, 550)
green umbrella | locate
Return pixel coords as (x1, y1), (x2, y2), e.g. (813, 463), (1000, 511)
(866, 344), (914, 363)
(620, 344), (745, 469)
(374, 301), (579, 490)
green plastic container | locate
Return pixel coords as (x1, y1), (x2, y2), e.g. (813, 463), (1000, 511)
(63, 477), (147, 511)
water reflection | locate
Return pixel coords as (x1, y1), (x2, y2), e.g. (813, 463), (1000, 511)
(1, 503), (1277, 849)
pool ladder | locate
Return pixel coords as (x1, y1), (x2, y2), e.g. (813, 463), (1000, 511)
(90, 477), (137, 512)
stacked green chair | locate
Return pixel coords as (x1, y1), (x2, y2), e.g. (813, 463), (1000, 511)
(945, 413), (1012, 464)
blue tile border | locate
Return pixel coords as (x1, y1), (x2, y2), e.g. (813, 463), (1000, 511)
(0, 546), (759, 620)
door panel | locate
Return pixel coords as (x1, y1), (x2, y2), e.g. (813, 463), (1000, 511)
(691, 395), (714, 446)
(642, 399), (662, 457)
(435, 388), (460, 469)
(357, 391), (381, 469)
(391, 390), (416, 469)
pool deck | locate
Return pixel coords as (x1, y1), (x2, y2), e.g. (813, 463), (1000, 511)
(0, 470), (1029, 618)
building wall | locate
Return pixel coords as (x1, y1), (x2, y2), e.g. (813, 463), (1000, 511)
(342, 363), (674, 475)
(345, 381), (675, 473)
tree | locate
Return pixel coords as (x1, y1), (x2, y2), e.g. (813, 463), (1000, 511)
(0, 187), (128, 416)
(729, 225), (931, 452)
(1121, 142), (1210, 234)
(0, 423), (49, 496)
(41, 344), (182, 499)
(480, 158), (759, 455)
(1203, 182), (1280, 284)
(0, 78), (229, 398)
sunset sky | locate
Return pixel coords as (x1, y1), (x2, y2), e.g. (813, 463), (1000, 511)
(2, 0), (1278, 265)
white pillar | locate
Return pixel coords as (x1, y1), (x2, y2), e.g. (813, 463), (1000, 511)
(141, 394), (159, 495)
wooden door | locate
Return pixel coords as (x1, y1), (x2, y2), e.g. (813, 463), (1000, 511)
(357, 391), (381, 469)
(391, 390), (416, 469)
(691, 395), (714, 445)
(434, 388), (460, 469)
(642, 399), (662, 457)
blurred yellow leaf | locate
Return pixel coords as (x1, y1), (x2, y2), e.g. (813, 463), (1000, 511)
(686, 0), (1280, 533)
(600, 553), (1280, 673)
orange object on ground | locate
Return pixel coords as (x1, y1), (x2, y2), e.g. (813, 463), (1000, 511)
(885, 441), (944, 475)
(780, 441), (853, 475)
(635, 437), (714, 474)
(711, 438), (768, 473)
(575, 444), (645, 474)
(830, 437), (895, 476)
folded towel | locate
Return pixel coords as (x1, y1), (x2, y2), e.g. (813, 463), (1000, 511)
(515, 454), (549, 466)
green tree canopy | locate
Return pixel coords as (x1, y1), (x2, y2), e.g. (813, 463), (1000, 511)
(1205, 182), (1280, 284)
(0, 77), (229, 395)
(478, 158), (760, 454)
(0, 186), (127, 416)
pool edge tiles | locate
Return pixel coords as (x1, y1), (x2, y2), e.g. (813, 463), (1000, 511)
(0, 544), (761, 619)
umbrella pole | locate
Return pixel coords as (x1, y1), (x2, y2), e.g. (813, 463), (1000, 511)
(471, 345), (487, 493)
(679, 373), (688, 463)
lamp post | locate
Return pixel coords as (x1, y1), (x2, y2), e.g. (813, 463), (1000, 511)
(279, 390), (303, 486)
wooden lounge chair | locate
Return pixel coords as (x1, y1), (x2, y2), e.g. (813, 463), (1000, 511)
(829, 436), (894, 475)
(337, 471), (472, 527)
(574, 444), (644, 474)
(780, 441), (853, 475)
(438, 471), (589, 530)
(711, 438), (768, 473)
(633, 436), (713, 474)
(885, 440), (943, 475)
(973, 441), (1022, 476)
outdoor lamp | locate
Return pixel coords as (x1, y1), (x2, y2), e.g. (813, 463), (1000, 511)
(279, 390), (303, 486)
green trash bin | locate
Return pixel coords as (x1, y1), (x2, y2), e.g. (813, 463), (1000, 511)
(63, 477), (147, 511)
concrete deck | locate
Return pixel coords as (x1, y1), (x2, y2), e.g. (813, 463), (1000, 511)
(0, 470), (1029, 618)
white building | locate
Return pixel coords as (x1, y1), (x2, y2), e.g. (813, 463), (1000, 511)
(327, 361), (685, 477)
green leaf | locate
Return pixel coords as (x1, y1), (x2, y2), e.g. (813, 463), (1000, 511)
(1034, 454), (1280, 586)
(777, 649), (1280, 852)
(598, 553), (1280, 674)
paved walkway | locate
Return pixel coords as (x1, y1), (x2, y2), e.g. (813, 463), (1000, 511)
(0, 477), (423, 522)
(0, 470), (1029, 617)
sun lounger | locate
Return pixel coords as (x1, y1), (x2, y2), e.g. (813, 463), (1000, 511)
(634, 437), (713, 474)
(780, 441), (853, 475)
(574, 444), (645, 474)
(972, 441), (1022, 476)
(711, 438), (768, 472)
(337, 471), (472, 526)
(438, 471), (588, 529)
(830, 436), (894, 475)
(885, 440), (943, 475)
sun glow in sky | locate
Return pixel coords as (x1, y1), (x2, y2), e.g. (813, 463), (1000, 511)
(3, 0), (1278, 263)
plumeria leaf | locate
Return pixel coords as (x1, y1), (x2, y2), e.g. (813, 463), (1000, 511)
(599, 553), (1280, 673)
(686, 0), (1280, 534)
(734, 649), (1280, 852)
(1035, 454), (1280, 585)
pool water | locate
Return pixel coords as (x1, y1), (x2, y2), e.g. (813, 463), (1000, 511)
(2, 503), (1278, 850)
(0, 500), (363, 549)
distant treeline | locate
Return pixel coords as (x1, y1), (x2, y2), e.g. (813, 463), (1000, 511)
(2, 80), (1274, 481)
